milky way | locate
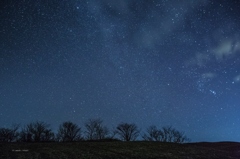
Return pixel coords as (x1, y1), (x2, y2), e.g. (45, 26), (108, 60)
(1, 0), (240, 141)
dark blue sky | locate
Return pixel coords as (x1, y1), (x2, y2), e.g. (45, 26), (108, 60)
(1, 0), (240, 142)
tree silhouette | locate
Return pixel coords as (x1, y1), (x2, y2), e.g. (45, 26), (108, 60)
(0, 120), (190, 143)
(0, 124), (19, 142)
(57, 121), (82, 142)
(143, 125), (189, 143)
(116, 123), (140, 141)
(142, 125), (163, 141)
(85, 118), (109, 140)
(19, 121), (54, 142)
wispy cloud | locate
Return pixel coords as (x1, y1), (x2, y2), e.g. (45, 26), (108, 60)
(213, 40), (233, 60)
(233, 41), (240, 53)
(213, 40), (240, 60)
(186, 38), (240, 67)
(233, 75), (240, 83)
(185, 53), (211, 67)
(201, 72), (217, 79)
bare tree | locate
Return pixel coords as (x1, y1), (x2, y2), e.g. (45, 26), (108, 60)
(108, 127), (118, 140)
(85, 118), (109, 140)
(143, 125), (189, 143)
(172, 129), (190, 143)
(116, 123), (140, 141)
(19, 121), (54, 142)
(19, 125), (33, 142)
(162, 126), (173, 142)
(142, 125), (163, 141)
(0, 124), (19, 142)
(42, 129), (55, 142)
(162, 126), (184, 143)
(57, 121), (82, 142)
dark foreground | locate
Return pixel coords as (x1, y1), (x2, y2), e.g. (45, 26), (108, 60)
(0, 141), (240, 159)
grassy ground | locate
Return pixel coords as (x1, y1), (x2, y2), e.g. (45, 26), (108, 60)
(0, 141), (239, 159)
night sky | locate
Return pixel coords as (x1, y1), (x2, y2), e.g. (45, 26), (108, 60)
(1, 0), (240, 142)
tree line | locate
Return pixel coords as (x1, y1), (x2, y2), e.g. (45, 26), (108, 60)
(0, 119), (190, 143)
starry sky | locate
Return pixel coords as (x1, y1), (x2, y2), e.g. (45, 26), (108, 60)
(1, 0), (240, 142)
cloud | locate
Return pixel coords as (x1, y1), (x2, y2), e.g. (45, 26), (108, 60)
(100, 0), (130, 14)
(185, 53), (211, 67)
(186, 39), (240, 67)
(98, 0), (209, 48)
(213, 40), (233, 60)
(233, 75), (240, 83)
(213, 40), (240, 60)
(201, 73), (217, 79)
(233, 41), (240, 53)
(85, 0), (209, 49)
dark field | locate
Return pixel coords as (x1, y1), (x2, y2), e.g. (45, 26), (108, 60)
(0, 141), (240, 159)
